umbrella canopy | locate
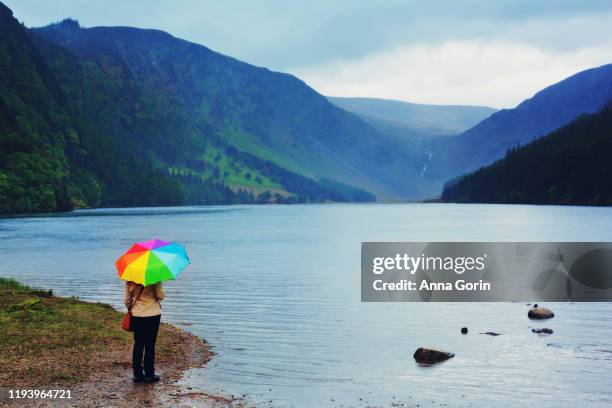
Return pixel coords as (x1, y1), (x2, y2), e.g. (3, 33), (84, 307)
(115, 239), (190, 286)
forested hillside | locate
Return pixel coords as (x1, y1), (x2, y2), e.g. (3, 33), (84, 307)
(441, 105), (612, 206)
(0, 3), (92, 213)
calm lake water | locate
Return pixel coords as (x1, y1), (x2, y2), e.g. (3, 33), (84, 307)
(2, 204), (612, 407)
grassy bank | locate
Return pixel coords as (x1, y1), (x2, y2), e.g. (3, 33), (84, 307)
(1, 277), (182, 385)
(0, 277), (233, 406)
(1, 277), (124, 385)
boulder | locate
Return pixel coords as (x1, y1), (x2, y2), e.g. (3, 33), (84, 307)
(413, 347), (455, 364)
(528, 306), (555, 319)
(461, 327), (468, 334)
(532, 328), (553, 334)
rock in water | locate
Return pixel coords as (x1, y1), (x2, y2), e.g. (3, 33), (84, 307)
(532, 328), (554, 334)
(528, 306), (555, 319)
(461, 327), (468, 334)
(413, 347), (455, 363)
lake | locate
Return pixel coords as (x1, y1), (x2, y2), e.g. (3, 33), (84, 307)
(1, 204), (612, 407)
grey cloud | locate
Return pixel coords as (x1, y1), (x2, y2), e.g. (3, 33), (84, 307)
(5, 0), (612, 70)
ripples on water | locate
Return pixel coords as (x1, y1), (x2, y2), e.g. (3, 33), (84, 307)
(2, 204), (612, 407)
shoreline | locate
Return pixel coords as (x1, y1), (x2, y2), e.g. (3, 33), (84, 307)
(3, 200), (612, 220)
(0, 278), (243, 407)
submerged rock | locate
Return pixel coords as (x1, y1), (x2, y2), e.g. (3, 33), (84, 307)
(461, 327), (468, 334)
(528, 306), (555, 319)
(413, 347), (455, 363)
(532, 328), (554, 334)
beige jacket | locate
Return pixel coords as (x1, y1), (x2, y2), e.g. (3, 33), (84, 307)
(124, 281), (165, 317)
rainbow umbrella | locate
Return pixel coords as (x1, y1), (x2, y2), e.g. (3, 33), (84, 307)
(115, 239), (190, 286)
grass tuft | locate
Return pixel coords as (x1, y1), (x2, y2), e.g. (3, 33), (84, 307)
(0, 277), (31, 291)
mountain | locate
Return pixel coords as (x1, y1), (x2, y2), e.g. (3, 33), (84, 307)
(327, 96), (496, 139)
(31, 18), (439, 203)
(0, 3), (386, 213)
(441, 104), (612, 206)
(431, 64), (612, 184)
(3, 0), (448, 214)
(0, 3), (253, 214)
(5, 0), (610, 212)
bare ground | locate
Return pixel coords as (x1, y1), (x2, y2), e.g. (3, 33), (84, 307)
(1, 323), (245, 408)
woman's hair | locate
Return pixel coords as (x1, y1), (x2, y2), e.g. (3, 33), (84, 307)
(128, 281), (145, 294)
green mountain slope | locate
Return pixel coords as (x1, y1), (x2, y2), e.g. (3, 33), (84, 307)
(441, 105), (612, 206)
(0, 1), (381, 214)
(33, 19), (435, 201)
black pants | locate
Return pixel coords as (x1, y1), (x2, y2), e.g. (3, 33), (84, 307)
(132, 315), (161, 377)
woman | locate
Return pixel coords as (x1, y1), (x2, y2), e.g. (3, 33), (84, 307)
(124, 281), (165, 383)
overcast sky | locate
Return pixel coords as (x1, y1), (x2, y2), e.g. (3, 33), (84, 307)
(6, 0), (612, 108)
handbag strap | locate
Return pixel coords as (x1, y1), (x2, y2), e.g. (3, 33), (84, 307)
(128, 285), (143, 312)
(152, 284), (159, 302)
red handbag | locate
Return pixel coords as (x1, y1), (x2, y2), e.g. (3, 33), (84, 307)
(121, 312), (132, 331)
(122, 287), (142, 331)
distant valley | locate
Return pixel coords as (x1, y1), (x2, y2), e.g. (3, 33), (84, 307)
(327, 96), (496, 139)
